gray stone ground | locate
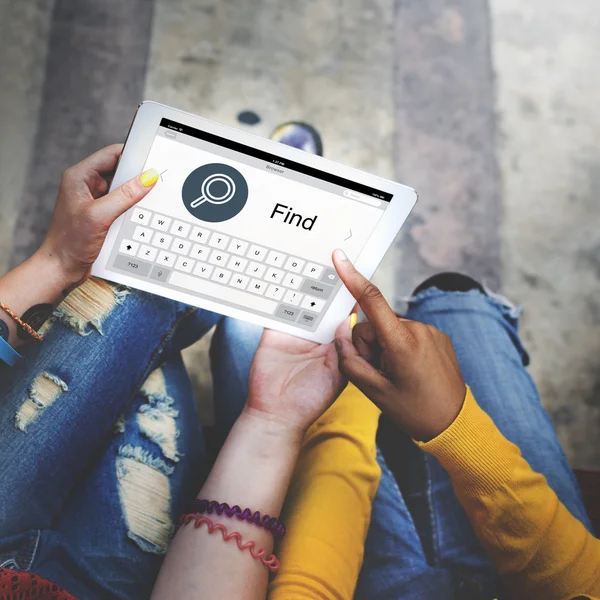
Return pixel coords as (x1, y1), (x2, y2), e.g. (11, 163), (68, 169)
(1, 0), (598, 466)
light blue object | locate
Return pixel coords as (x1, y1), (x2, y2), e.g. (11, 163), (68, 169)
(0, 335), (21, 366)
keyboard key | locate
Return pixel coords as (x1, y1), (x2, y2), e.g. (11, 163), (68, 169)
(303, 262), (323, 279)
(170, 272), (277, 314)
(229, 239), (248, 256)
(282, 273), (302, 290)
(133, 225), (153, 243)
(248, 244), (267, 261)
(175, 256), (195, 273)
(131, 207), (152, 226)
(228, 256), (248, 273)
(248, 279), (266, 295)
(247, 262), (266, 278)
(265, 267), (284, 284)
(285, 257), (305, 273)
(300, 295), (326, 312)
(170, 220), (191, 237)
(152, 232), (172, 249)
(212, 268), (232, 285)
(321, 267), (339, 284)
(231, 274), (250, 290)
(190, 226), (210, 244)
(193, 263), (213, 279)
(266, 284), (285, 300)
(300, 278), (335, 299)
(209, 232), (230, 250)
(190, 244), (209, 261)
(209, 250), (229, 266)
(299, 311), (318, 327)
(171, 238), (191, 255)
(137, 244), (157, 262)
(275, 304), (300, 322)
(113, 254), (151, 276)
(151, 214), (172, 231)
(119, 239), (139, 256)
(283, 290), (303, 306)
(157, 250), (175, 266)
(266, 250), (287, 267)
(150, 266), (171, 282)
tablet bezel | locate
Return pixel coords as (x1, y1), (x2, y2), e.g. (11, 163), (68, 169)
(92, 101), (417, 343)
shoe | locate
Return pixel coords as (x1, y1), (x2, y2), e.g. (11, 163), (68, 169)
(270, 121), (323, 156)
(411, 272), (485, 297)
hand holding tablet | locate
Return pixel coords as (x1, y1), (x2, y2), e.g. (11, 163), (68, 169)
(92, 102), (417, 342)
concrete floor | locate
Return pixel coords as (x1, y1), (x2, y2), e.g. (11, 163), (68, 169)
(1, 0), (599, 466)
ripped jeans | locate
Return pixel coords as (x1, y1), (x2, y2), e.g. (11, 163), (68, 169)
(0, 280), (592, 599)
(0, 278), (255, 599)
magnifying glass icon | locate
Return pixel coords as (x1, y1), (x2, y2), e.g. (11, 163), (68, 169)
(190, 173), (237, 208)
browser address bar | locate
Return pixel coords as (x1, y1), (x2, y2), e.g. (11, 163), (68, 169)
(343, 189), (382, 207)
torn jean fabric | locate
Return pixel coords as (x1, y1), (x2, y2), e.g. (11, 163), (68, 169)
(0, 278), (238, 599)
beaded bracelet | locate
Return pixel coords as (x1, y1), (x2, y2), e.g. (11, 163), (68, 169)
(191, 499), (286, 538)
(180, 514), (280, 572)
(0, 301), (44, 342)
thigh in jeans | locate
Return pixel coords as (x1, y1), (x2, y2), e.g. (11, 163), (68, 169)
(400, 288), (592, 582)
(355, 449), (453, 600)
(0, 353), (208, 600)
(0, 278), (220, 537)
(210, 317), (263, 441)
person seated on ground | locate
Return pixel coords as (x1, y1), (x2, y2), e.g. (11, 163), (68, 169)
(0, 142), (379, 600)
(0, 136), (598, 600)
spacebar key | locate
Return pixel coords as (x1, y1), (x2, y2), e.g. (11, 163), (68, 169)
(169, 271), (278, 315)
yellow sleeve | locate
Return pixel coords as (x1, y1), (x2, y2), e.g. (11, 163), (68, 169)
(268, 383), (381, 600)
(417, 386), (600, 600)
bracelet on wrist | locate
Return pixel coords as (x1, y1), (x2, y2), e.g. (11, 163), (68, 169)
(180, 514), (280, 572)
(0, 301), (44, 342)
(190, 499), (286, 539)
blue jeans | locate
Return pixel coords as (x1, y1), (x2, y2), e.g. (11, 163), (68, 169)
(0, 283), (591, 598)
(0, 281), (256, 599)
(355, 288), (593, 599)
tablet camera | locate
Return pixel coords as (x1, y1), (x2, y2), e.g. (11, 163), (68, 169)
(182, 163), (248, 222)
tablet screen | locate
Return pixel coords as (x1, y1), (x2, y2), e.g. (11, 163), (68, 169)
(104, 118), (393, 331)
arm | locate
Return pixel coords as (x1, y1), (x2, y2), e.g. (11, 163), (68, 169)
(0, 145), (158, 349)
(152, 409), (303, 599)
(268, 383), (381, 600)
(331, 249), (600, 600)
(151, 327), (348, 599)
(419, 387), (600, 600)
(0, 251), (75, 348)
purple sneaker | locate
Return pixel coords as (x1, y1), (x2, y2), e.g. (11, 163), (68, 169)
(270, 121), (323, 156)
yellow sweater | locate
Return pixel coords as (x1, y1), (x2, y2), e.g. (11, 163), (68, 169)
(269, 385), (600, 600)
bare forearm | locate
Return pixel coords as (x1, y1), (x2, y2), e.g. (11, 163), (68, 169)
(0, 250), (77, 347)
(152, 408), (303, 600)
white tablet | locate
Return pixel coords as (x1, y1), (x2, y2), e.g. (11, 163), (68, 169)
(92, 101), (417, 343)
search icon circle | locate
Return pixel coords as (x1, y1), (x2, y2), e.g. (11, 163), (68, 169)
(182, 163), (248, 223)
(190, 173), (236, 208)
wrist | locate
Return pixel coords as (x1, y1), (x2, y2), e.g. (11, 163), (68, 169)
(33, 245), (86, 291)
(238, 406), (305, 448)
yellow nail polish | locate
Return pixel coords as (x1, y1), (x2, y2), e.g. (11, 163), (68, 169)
(350, 313), (357, 329)
(140, 168), (159, 187)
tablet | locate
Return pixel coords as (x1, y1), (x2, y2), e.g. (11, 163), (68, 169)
(92, 101), (417, 343)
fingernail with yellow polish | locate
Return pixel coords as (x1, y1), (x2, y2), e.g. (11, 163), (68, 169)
(350, 313), (357, 329)
(140, 168), (159, 187)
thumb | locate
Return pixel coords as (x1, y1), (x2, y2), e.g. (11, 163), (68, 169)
(94, 168), (159, 224)
(334, 315), (392, 406)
